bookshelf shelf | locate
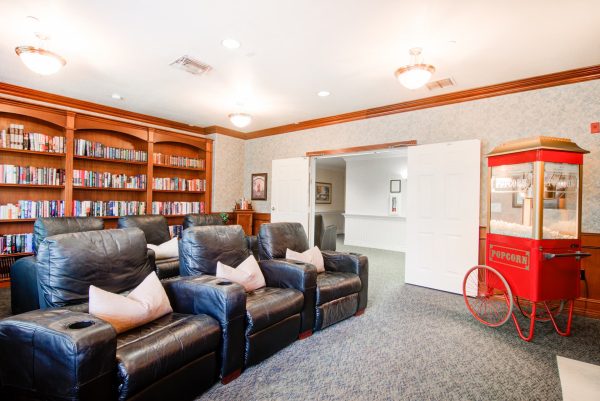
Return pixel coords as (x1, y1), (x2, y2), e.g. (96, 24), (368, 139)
(152, 189), (205, 194)
(73, 186), (147, 192)
(74, 155), (147, 165)
(0, 219), (36, 223)
(153, 164), (205, 172)
(0, 184), (64, 189)
(0, 148), (65, 157)
(0, 252), (33, 258)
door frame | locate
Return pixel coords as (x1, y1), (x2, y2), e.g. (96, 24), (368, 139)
(307, 140), (417, 246)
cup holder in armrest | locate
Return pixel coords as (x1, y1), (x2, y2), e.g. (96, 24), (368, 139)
(290, 261), (305, 265)
(217, 281), (233, 286)
(67, 321), (95, 330)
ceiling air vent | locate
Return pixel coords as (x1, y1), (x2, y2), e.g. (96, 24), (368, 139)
(170, 55), (212, 76)
(426, 78), (455, 91)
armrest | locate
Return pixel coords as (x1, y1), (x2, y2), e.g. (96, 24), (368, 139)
(259, 259), (317, 334)
(258, 259), (317, 292)
(0, 309), (116, 400)
(162, 276), (246, 380)
(322, 251), (369, 312)
(147, 248), (157, 269)
(245, 235), (259, 259)
(10, 256), (39, 314)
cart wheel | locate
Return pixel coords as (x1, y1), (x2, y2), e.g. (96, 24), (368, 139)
(463, 265), (513, 327)
(515, 297), (565, 322)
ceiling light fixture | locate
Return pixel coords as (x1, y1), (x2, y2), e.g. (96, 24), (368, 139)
(394, 47), (435, 90)
(229, 113), (252, 128)
(317, 91), (330, 97)
(221, 38), (241, 49)
(111, 93), (124, 100)
(15, 19), (66, 76)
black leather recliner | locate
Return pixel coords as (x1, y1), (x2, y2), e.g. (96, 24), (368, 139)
(315, 213), (337, 251)
(10, 216), (105, 314)
(183, 213), (260, 259)
(179, 225), (317, 367)
(0, 227), (246, 401)
(258, 222), (369, 331)
(118, 215), (179, 279)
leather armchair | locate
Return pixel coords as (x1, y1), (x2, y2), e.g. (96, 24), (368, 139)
(118, 215), (179, 280)
(183, 213), (260, 259)
(179, 225), (317, 367)
(258, 222), (368, 331)
(315, 213), (337, 251)
(0, 228), (245, 400)
(10, 217), (104, 314)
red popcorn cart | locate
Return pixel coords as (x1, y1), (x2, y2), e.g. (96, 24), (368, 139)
(462, 137), (590, 341)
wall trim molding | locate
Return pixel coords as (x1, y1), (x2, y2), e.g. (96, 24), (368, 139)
(245, 64), (600, 140)
(307, 140), (417, 156)
(0, 82), (207, 137)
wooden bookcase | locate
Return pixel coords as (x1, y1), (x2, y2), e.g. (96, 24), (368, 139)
(0, 99), (213, 286)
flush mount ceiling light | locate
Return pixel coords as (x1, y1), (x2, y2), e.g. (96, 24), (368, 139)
(229, 113), (252, 128)
(317, 91), (330, 97)
(221, 38), (241, 49)
(111, 93), (124, 100)
(15, 18), (66, 76)
(394, 47), (435, 90)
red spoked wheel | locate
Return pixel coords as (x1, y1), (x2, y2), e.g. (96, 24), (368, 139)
(515, 297), (565, 322)
(463, 265), (513, 327)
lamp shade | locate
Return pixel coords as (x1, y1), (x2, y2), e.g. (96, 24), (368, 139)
(395, 64), (435, 90)
(229, 113), (252, 128)
(15, 46), (66, 75)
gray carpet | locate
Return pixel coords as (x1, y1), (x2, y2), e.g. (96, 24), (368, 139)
(1, 242), (599, 400)
(197, 240), (600, 401)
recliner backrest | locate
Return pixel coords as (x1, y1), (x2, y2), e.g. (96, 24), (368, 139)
(33, 217), (104, 253)
(183, 213), (224, 230)
(258, 222), (309, 260)
(117, 214), (170, 245)
(314, 214), (324, 247)
(36, 227), (154, 308)
(179, 225), (250, 276)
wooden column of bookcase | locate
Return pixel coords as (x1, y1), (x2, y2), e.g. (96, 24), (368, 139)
(0, 97), (213, 287)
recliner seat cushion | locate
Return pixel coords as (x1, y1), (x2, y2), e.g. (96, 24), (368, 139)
(115, 312), (220, 401)
(316, 272), (362, 306)
(245, 287), (303, 335)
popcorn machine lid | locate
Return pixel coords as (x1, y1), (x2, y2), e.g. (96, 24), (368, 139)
(486, 136), (589, 157)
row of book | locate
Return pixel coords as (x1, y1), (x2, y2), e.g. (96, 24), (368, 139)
(1, 126), (66, 153)
(0, 256), (12, 279)
(72, 201), (146, 217)
(73, 170), (147, 189)
(0, 165), (65, 186)
(169, 225), (184, 239)
(152, 177), (206, 192)
(1, 233), (33, 255)
(74, 138), (148, 162)
(0, 200), (65, 220)
(151, 201), (204, 215)
(153, 153), (205, 169)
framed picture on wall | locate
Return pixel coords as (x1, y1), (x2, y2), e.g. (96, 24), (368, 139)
(316, 182), (332, 204)
(390, 179), (401, 193)
(251, 173), (268, 200)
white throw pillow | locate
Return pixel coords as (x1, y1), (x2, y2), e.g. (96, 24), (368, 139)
(216, 255), (266, 292)
(286, 246), (325, 273)
(147, 237), (178, 260)
(89, 272), (173, 333)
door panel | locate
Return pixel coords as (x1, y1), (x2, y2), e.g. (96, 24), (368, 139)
(271, 157), (310, 234)
(406, 139), (481, 294)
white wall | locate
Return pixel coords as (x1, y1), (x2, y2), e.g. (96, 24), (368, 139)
(344, 155), (407, 251)
(210, 133), (245, 212)
(315, 165), (346, 233)
(239, 80), (600, 233)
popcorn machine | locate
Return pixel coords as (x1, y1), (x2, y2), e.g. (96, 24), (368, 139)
(463, 137), (590, 341)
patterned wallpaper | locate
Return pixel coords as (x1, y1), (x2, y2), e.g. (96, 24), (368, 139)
(210, 133), (245, 212)
(215, 80), (600, 232)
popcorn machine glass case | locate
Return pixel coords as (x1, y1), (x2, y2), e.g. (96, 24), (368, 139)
(463, 137), (590, 342)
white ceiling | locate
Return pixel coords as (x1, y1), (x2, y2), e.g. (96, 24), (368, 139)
(1, 0), (599, 132)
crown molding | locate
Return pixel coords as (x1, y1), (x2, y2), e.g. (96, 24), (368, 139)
(245, 64), (600, 140)
(0, 81), (207, 136)
(203, 125), (247, 139)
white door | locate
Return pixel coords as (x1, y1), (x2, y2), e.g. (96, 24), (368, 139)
(271, 157), (310, 234)
(405, 139), (481, 294)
